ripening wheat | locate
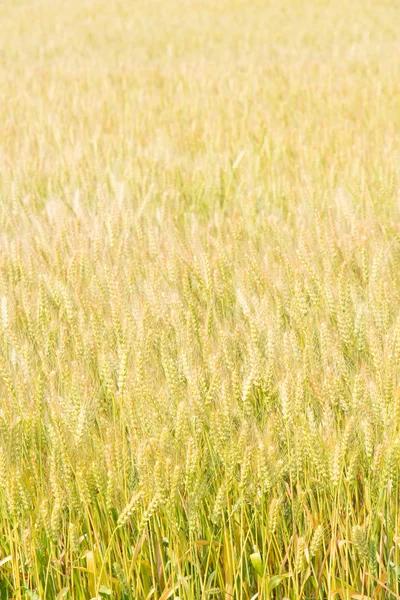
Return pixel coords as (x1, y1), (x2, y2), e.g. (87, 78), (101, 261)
(1, 0), (400, 598)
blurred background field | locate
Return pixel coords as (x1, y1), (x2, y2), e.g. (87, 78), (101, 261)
(1, 0), (400, 598)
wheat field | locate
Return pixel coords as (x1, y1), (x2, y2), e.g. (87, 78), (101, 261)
(1, 0), (400, 598)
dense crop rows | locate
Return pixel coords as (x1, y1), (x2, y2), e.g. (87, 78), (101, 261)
(1, 0), (400, 598)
